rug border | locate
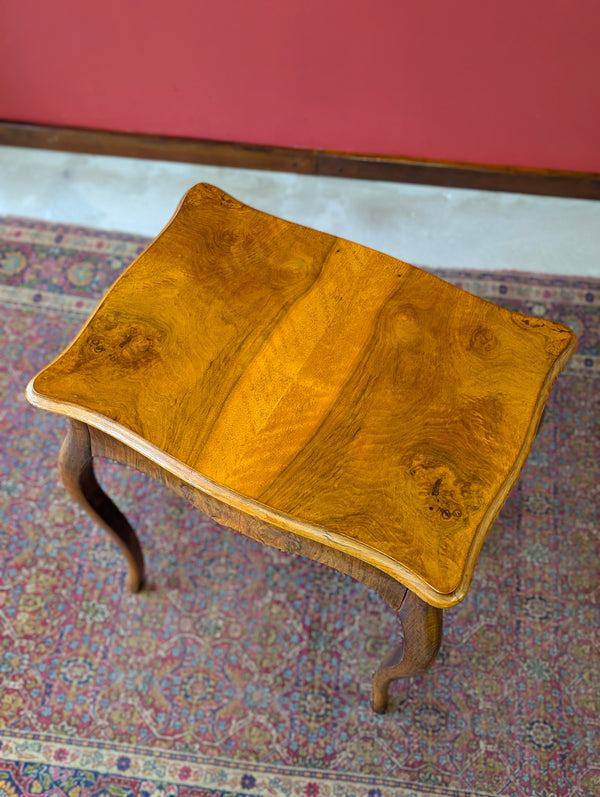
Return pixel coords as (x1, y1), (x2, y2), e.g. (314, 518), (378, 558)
(0, 729), (498, 797)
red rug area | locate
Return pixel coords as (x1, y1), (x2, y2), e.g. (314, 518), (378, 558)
(0, 216), (598, 796)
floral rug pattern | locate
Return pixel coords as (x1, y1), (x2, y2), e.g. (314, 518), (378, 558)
(0, 216), (598, 796)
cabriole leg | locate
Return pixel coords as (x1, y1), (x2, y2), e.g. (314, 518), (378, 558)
(372, 589), (443, 714)
(58, 418), (145, 592)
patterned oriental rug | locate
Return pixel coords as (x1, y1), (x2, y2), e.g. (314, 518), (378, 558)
(0, 216), (598, 797)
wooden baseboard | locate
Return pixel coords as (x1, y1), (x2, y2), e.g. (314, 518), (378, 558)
(1, 120), (599, 200)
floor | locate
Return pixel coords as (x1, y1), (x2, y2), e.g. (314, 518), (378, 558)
(1, 145), (599, 276)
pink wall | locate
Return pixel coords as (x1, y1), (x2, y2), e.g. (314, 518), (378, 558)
(2, 0), (599, 172)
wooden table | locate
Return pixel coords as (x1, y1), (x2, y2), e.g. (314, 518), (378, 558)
(26, 184), (576, 713)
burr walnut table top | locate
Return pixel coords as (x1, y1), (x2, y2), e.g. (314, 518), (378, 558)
(27, 183), (576, 608)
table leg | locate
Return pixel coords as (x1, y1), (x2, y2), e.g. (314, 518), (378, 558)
(58, 418), (145, 592)
(372, 589), (443, 714)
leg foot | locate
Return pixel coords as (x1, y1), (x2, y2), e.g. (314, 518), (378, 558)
(372, 589), (443, 714)
(58, 419), (146, 592)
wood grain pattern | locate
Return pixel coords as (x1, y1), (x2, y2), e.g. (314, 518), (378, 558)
(26, 183), (576, 607)
(88, 424), (410, 612)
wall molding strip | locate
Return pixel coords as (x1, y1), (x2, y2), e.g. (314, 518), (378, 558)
(1, 121), (599, 200)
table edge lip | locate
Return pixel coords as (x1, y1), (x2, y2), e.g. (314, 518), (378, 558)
(27, 377), (476, 608)
(23, 183), (578, 608)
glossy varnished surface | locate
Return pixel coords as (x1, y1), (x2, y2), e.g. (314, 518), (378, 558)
(27, 184), (576, 606)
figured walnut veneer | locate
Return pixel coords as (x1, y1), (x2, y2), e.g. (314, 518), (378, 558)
(26, 184), (575, 712)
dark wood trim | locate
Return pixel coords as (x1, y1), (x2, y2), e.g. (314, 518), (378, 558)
(2, 120), (599, 200)
(316, 152), (600, 200)
(0, 121), (318, 174)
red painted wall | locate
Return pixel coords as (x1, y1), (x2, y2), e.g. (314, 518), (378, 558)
(2, 0), (599, 172)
